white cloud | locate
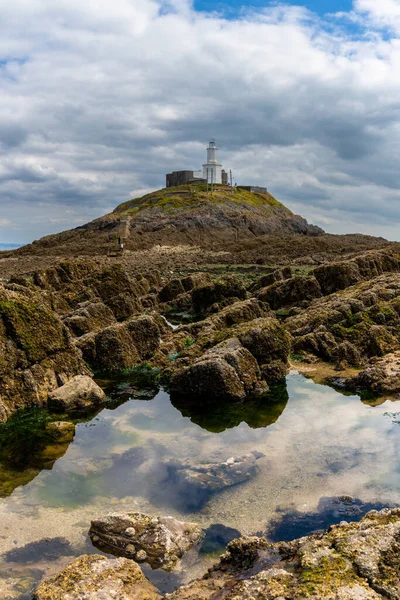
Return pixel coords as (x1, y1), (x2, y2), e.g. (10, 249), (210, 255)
(0, 0), (400, 242)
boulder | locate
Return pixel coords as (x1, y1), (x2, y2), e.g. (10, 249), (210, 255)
(48, 375), (106, 412)
(251, 266), (292, 291)
(347, 351), (400, 395)
(78, 323), (140, 372)
(170, 357), (246, 401)
(63, 301), (115, 337)
(77, 315), (161, 372)
(89, 513), (202, 570)
(192, 277), (246, 313)
(33, 554), (161, 600)
(203, 338), (268, 396)
(158, 278), (185, 303)
(256, 275), (322, 310)
(235, 317), (291, 364)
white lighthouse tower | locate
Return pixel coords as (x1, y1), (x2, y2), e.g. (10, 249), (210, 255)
(203, 140), (222, 184)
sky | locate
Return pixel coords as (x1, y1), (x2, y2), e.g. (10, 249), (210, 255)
(1, 0), (400, 243)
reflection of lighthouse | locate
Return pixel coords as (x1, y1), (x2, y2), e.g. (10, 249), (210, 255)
(203, 140), (222, 184)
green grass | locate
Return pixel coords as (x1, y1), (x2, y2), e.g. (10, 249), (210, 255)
(112, 184), (286, 217)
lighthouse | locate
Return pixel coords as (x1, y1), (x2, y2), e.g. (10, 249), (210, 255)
(202, 140), (223, 184)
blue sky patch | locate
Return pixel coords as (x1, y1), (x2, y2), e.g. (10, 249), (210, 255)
(194, 0), (354, 18)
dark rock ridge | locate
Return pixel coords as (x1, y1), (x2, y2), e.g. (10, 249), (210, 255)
(35, 508), (400, 599)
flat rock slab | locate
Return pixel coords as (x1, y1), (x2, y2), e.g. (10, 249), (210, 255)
(89, 513), (202, 571)
(48, 375), (106, 412)
(33, 554), (161, 600)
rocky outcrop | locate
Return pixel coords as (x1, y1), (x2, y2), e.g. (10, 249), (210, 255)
(251, 266), (292, 291)
(0, 286), (89, 422)
(170, 338), (268, 400)
(168, 508), (400, 599)
(286, 272), (400, 367)
(192, 276), (247, 313)
(33, 554), (161, 600)
(346, 351), (400, 396)
(48, 375), (106, 412)
(314, 249), (400, 295)
(234, 317), (291, 364)
(77, 315), (162, 372)
(89, 513), (202, 570)
(257, 275), (322, 310)
(35, 509), (400, 599)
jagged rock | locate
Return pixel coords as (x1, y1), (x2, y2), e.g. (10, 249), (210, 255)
(89, 513), (202, 570)
(235, 317), (291, 364)
(48, 375), (106, 412)
(260, 360), (289, 383)
(33, 554), (161, 600)
(77, 315), (161, 372)
(286, 272), (400, 367)
(346, 351), (400, 395)
(164, 451), (264, 510)
(192, 276), (247, 313)
(0, 286), (89, 422)
(63, 301), (115, 337)
(159, 278), (185, 303)
(168, 508), (400, 599)
(257, 275), (322, 310)
(170, 355), (247, 400)
(314, 249), (400, 295)
(251, 266), (292, 291)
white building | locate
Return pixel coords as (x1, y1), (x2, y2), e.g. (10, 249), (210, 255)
(202, 140), (223, 184)
(166, 139), (229, 187)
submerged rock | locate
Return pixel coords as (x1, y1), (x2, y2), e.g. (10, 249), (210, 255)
(89, 513), (202, 570)
(164, 451), (265, 510)
(48, 375), (106, 412)
(33, 554), (161, 600)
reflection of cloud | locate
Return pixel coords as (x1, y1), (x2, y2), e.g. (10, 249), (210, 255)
(2, 2), (400, 241)
(0, 218), (11, 227)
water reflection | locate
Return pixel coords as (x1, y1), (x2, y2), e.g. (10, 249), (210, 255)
(170, 382), (288, 432)
(1, 374), (400, 599)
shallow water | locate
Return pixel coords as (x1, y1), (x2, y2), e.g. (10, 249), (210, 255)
(1, 373), (400, 598)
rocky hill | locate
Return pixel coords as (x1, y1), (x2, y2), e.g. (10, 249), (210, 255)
(9, 185), (325, 257)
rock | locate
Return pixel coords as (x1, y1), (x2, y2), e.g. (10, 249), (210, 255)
(347, 351), (400, 395)
(202, 338), (268, 396)
(48, 375), (106, 412)
(314, 249), (400, 295)
(0, 286), (89, 422)
(168, 508), (400, 599)
(63, 301), (115, 337)
(251, 266), (292, 291)
(77, 315), (161, 372)
(192, 277), (247, 313)
(89, 513), (202, 570)
(158, 278), (185, 303)
(257, 275), (322, 310)
(235, 317), (291, 364)
(33, 554), (161, 600)
(164, 451), (264, 510)
(170, 356), (247, 401)
(260, 360), (288, 383)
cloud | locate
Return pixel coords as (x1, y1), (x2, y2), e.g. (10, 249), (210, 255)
(0, 0), (400, 242)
